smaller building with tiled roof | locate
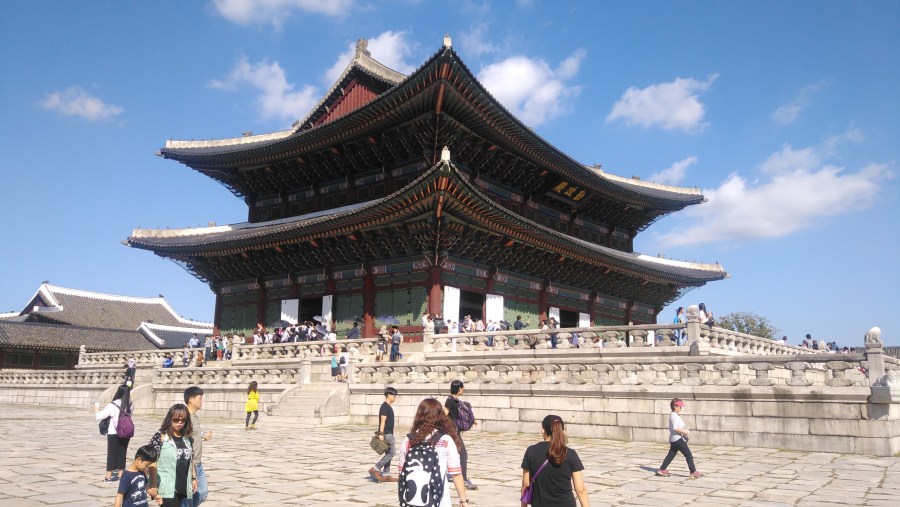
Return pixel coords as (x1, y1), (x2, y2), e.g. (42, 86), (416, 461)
(1, 283), (212, 370)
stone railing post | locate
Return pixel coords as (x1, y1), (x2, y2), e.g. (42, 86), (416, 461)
(784, 361), (813, 386)
(713, 363), (740, 386)
(680, 363), (704, 385)
(686, 305), (708, 356)
(865, 327), (885, 385)
(749, 362), (775, 386)
(78, 345), (87, 366)
(825, 361), (855, 387)
(299, 359), (311, 384)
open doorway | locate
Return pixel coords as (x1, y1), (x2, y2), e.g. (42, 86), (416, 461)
(559, 309), (579, 328)
(299, 297), (323, 323)
(458, 290), (484, 322)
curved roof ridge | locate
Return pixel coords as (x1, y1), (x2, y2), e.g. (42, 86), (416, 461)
(42, 283), (211, 327)
(589, 166), (702, 196)
(632, 254), (723, 273)
(140, 322), (213, 332)
(164, 129), (293, 150)
(130, 198), (383, 239)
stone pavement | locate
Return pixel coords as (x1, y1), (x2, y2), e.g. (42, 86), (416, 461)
(1, 405), (899, 506)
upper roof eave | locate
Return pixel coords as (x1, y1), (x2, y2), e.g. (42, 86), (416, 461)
(158, 39), (702, 207)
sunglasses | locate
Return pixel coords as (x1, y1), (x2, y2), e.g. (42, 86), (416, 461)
(172, 417), (187, 423)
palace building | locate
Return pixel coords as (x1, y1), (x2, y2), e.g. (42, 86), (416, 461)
(0, 283), (212, 369)
(127, 37), (727, 339)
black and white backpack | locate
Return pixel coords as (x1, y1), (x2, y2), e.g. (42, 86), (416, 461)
(398, 431), (445, 507)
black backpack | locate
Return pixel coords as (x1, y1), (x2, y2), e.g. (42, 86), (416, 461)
(398, 432), (445, 507)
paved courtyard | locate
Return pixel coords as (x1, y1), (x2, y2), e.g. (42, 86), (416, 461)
(1, 405), (898, 506)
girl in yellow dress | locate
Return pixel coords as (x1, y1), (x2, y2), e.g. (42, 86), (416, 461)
(244, 381), (259, 430)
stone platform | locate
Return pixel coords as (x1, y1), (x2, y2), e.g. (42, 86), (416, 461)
(0, 406), (898, 506)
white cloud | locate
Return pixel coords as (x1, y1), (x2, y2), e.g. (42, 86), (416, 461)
(460, 22), (498, 58)
(771, 80), (829, 125)
(649, 156), (697, 185)
(39, 86), (123, 121)
(478, 49), (586, 126)
(656, 134), (894, 248)
(606, 74), (718, 132)
(210, 56), (319, 123)
(324, 31), (417, 84)
(211, 0), (351, 29)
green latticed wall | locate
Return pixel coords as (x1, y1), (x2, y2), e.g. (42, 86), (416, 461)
(375, 287), (427, 327)
(220, 304), (256, 333)
(504, 300), (539, 330)
(334, 293), (364, 333)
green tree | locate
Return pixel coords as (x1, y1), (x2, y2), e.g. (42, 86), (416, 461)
(717, 311), (780, 339)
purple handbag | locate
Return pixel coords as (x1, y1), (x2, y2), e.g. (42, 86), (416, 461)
(520, 458), (550, 505)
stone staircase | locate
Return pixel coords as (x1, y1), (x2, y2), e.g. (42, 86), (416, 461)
(269, 383), (349, 427)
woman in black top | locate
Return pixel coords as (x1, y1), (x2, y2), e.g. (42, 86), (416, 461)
(521, 415), (589, 507)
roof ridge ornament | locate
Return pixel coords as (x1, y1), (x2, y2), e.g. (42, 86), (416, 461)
(355, 38), (370, 58)
(441, 146), (450, 163)
(443, 34), (452, 48)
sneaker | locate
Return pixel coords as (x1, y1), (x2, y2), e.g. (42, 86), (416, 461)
(368, 467), (383, 482)
(103, 476), (116, 483)
(250, 424), (257, 430)
(244, 426), (250, 431)
(656, 469), (670, 477)
(691, 471), (703, 479)
(464, 479), (478, 490)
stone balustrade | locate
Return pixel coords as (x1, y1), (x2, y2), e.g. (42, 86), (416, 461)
(703, 327), (813, 355)
(154, 365), (301, 385)
(354, 353), (865, 387)
(424, 322), (820, 357)
(77, 346), (204, 368)
(230, 338), (379, 363)
(425, 324), (683, 353)
(0, 369), (124, 385)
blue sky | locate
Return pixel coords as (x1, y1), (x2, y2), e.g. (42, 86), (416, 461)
(1, 1), (897, 346)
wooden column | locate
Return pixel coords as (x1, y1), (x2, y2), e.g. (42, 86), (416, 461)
(363, 272), (375, 338)
(588, 292), (597, 326)
(427, 266), (443, 316)
(255, 282), (268, 330)
(538, 283), (548, 322)
(212, 293), (223, 336)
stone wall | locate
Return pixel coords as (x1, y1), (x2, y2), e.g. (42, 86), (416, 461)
(347, 383), (900, 456)
(3, 323), (898, 455)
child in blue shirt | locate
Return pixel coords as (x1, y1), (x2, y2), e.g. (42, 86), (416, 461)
(115, 445), (158, 507)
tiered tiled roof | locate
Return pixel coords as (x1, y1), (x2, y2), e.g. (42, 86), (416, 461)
(128, 154), (726, 305)
(0, 321), (151, 352)
(1, 283), (213, 353)
(157, 37), (704, 221)
(19, 284), (211, 331)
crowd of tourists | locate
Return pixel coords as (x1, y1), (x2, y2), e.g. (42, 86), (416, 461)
(94, 357), (707, 506)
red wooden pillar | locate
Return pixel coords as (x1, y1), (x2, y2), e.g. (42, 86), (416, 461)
(587, 292), (597, 326)
(256, 282), (268, 330)
(427, 266), (443, 316)
(363, 272), (375, 338)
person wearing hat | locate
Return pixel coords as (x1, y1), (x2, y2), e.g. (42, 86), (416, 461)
(369, 387), (398, 482)
(656, 398), (702, 478)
